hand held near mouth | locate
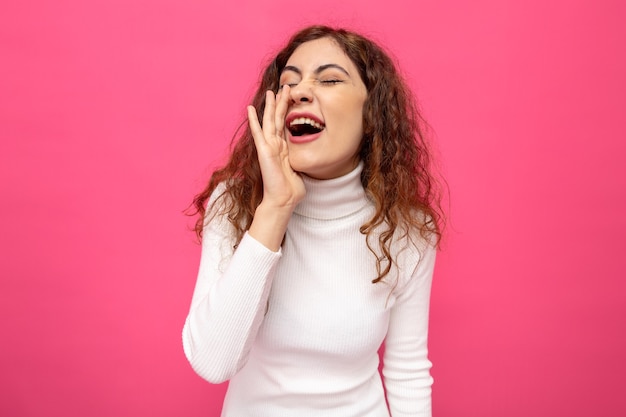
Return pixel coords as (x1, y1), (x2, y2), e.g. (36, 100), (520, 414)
(246, 87), (306, 251)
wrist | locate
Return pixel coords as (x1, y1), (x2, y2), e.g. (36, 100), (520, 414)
(255, 200), (297, 217)
(248, 203), (294, 252)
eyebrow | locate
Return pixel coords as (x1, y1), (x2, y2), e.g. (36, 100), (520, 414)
(281, 63), (351, 77)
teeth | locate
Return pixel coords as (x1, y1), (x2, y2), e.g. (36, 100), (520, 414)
(289, 117), (324, 130)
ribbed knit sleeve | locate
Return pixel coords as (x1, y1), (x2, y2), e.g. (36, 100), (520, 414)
(182, 189), (282, 383)
(382, 243), (436, 417)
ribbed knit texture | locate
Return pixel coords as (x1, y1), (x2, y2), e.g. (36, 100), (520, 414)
(182, 162), (436, 417)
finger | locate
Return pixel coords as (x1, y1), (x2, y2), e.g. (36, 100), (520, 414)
(247, 105), (265, 148)
(262, 90), (276, 136)
(275, 85), (290, 137)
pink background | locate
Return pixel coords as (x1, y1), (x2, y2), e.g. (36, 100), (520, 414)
(2, 0), (625, 416)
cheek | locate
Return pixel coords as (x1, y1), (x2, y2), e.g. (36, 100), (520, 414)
(339, 98), (365, 126)
(347, 101), (367, 138)
(323, 93), (367, 139)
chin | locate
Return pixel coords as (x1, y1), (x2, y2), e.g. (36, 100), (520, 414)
(294, 165), (348, 181)
(288, 155), (314, 173)
(290, 154), (360, 179)
(290, 161), (325, 179)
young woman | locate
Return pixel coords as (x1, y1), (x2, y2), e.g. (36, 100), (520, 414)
(183, 25), (444, 417)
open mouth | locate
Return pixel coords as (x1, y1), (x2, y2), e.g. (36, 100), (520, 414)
(287, 117), (325, 137)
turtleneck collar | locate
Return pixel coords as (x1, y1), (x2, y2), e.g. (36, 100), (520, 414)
(293, 161), (370, 220)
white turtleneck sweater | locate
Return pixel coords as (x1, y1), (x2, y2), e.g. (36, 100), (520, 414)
(182, 163), (436, 417)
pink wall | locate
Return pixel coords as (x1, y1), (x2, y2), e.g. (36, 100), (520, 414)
(2, 0), (624, 416)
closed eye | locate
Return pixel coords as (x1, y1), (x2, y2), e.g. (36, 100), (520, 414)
(320, 79), (342, 85)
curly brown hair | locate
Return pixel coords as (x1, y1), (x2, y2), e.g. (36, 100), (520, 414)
(190, 25), (445, 284)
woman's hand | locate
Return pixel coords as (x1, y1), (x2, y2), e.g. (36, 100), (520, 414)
(246, 87), (305, 251)
(247, 87), (305, 211)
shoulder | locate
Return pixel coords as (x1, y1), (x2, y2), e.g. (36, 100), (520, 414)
(389, 215), (438, 292)
(204, 179), (241, 225)
(199, 181), (240, 270)
(206, 181), (231, 210)
(202, 181), (239, 240)
(395, 228), (435, 271)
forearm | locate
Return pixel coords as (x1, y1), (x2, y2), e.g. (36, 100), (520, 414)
(384, 345), (433, 416)
(183, 232), (281, 383)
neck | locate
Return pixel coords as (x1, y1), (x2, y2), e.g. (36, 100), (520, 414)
(294, 161), (369, 220)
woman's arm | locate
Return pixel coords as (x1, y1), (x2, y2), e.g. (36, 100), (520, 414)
(383, 243), (436, 417)
(182, 193), (282, 383)
(183, 87), (304, 383)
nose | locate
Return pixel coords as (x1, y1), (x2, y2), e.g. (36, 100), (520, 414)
(289, 82), (313, 103)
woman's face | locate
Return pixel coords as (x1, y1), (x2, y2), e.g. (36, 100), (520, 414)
(280, 37), (368, 180)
